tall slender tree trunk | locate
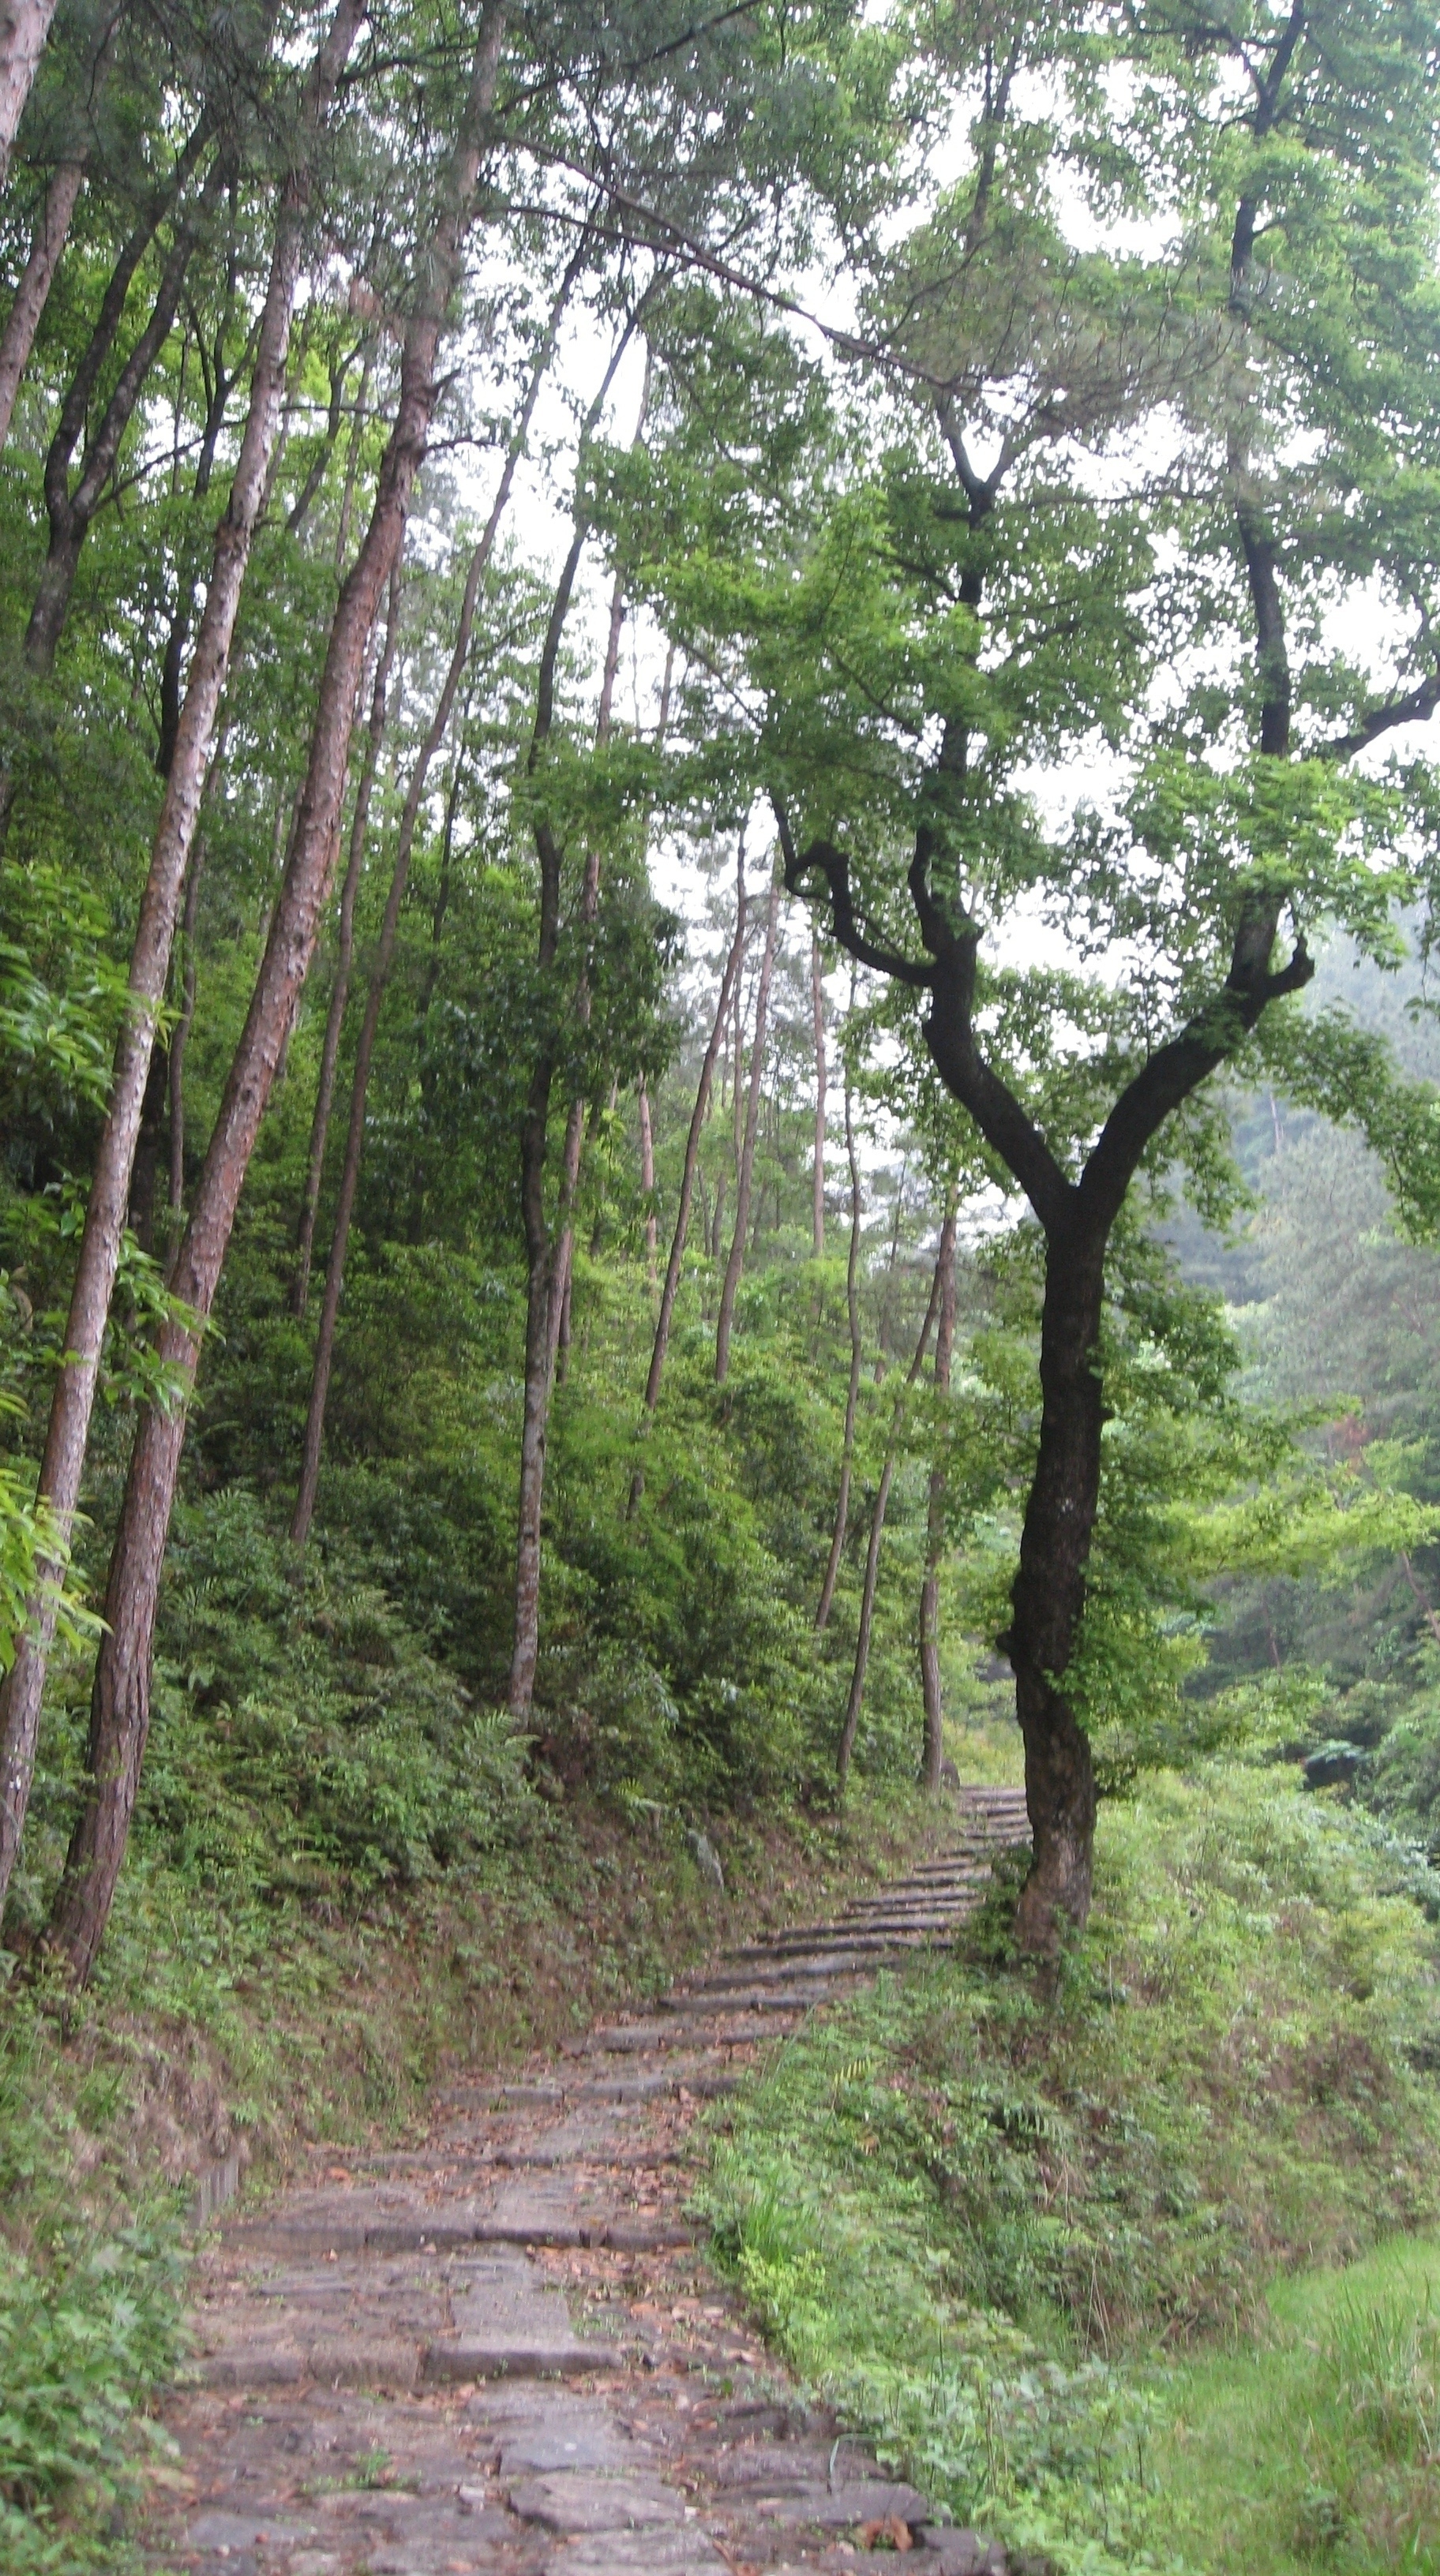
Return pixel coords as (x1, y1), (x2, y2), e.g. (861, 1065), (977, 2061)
(43, 7), (508, 1980)
(811, 927), (826, 1256)
(629, 642), (673, 1299)
(287, 337), (360, 538)
(0, 1), (366, 1929)
(637, 1080), (657, 1284)
(168, 833), (204, 1216)
(507, 523), (589, 1719)
(290, 258), (577, 1543)
(919, 1200), (958, 1791)
(714, 850), (779, 1385)
(332, 346), (371, 570)
(25, 131), (231, 673)
(155, 286), (241, 779)
(542, 565), (628, 1380)
(836, 1248), (944, 1790)
(292, 554), (403, 1320)
(627, 894), (747, 1516)
(0, 153), (84, 449)
(542, 357), (647, 1386)
(127, 1035), (168, 1255)
(1, 107), (218, 817)
(507, 324), (647, 1716)
(0, 0), (58, 185)
(408, 721), (468, 1230)
(816, 1065), (862, 1631)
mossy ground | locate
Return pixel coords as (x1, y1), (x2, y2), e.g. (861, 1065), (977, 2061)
(703, 1756), (1440, 2572)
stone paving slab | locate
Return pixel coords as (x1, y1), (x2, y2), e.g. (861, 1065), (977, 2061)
(507, 2466), (687, 2528)
(147, 1798), (1029, 2576)
(544, 2535), (725, 2575)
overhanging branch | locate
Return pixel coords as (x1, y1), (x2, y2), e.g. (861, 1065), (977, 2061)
(1326, 671), (1440, 761)
(771, 796), (935, 989)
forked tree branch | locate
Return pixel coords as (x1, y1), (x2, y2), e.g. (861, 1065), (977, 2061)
(771, 798), (935, 988)
(1078, 935), (1312, 1232)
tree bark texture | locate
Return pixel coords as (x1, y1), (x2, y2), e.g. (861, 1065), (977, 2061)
(43, 5), (507, 1979)
(291, 256), (575, 1543)
(291, 553), (403, 1323)
(836, 1250), (943, 1791)
(1002, 1221), (1104, 1950)
(168, 829), (204, 1215)
(0, 153), (84, 450)
(714, 851), (779, 1385)
(0, 0), (366, 1929)
(0, 0), (57, 185)
(815, 1067), (862, 1632)
(919, 1200), (958, 1792)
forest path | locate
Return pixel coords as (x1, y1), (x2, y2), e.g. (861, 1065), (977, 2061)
(145, 1785), (1028, 2576)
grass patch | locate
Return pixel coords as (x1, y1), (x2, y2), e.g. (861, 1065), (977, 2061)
(1157, 2233), (1440, 2570)
(702, 1762), (1440, 2570)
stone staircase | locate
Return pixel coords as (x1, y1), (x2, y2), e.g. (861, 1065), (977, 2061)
(149, 1784), (1030, 2576)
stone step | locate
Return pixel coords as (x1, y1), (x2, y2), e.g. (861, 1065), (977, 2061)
(680, 1952), (915, 1990)
(225, 2199), (691, 2259)
(190, 2248), (631, 2392)
(832, 1906), (977, 1929)
(489, 2140), (686, 2169)
(719, 1936), (938, 1970)
(573, 2016), (798, 2055)
(762, 1911), (976, 1945)
(898, 1862), (998, 1881)
(191, 2320), (627, 2390)
(657, 1984), (849, 2016)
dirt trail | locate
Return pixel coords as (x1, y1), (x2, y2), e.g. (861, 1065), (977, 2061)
(147, 1784), (1029, 2576)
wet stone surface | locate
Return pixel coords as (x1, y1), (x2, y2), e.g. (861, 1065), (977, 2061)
(144, 1788), (1029, 2576)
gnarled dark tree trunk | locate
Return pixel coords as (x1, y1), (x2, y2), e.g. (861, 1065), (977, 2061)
(774, 121), (1314, 1946)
